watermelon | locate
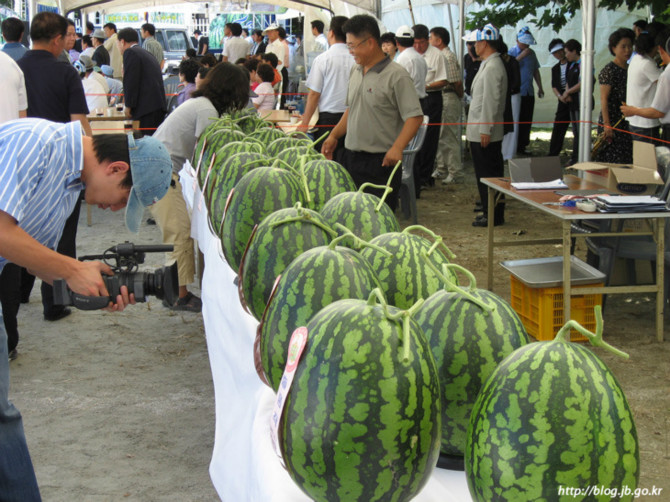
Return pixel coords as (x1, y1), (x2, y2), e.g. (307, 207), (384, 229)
(302, 158), (357, 211)
(197, 128), (247, 187)
(191, 118), (238, 169)
(266, 136), (313, 158)
(220, 167), (305, 271)
(239, 204), (335, 320)
(279, 290), (441, 502)
(360, 225), (457, 309)
(415, 263), (529, 457)
(466, 306), (639, 501)
(207, 153), (271, 234)
(257, 235), (381, 390)
(231, 110), (272, 134)
(247, 126), (286, 145)
(201, 141), (266, 202)
(275, 145), (323, 168)
(320, 184), (400, 246)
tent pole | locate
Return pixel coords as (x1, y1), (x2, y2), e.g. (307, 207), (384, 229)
(408, 0), (416, 26)
(578, 0), (595, 163)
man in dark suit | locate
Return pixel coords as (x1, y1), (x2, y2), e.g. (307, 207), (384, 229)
(250, 29), (266, 56)
(117, 27), (166, 135)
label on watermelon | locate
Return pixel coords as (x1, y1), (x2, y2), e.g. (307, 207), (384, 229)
(270, 326), (308, 467)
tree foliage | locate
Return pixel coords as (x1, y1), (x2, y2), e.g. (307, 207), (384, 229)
(467, 0), (670, 32)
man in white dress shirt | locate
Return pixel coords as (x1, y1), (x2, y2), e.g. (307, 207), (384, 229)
(394, 25), (427, 100)
(299, 16), (354, 161)
(311, 20), (328, 52)
(412, 24), (448, 192)
(222, 22), (251, 63)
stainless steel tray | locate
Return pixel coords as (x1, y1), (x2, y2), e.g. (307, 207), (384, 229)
(499, 256), (606, 288)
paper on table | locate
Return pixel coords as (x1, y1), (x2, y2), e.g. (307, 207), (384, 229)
(511, 179), (569, 190)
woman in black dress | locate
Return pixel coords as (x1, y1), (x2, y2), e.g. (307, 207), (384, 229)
(596, 28), (635, 163)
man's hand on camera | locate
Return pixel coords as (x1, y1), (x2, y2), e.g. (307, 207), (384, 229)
(65, 260), (114, 297)
(105, 285), (136, 312)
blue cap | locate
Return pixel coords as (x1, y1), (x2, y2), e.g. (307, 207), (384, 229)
(100, 64), (114, 77)
(463, 23), (500, 42)
(517, 26), (536, 45)
(124, 134), (172, 233)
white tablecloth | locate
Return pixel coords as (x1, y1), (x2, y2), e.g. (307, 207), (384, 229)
(180, 165), (472, 501)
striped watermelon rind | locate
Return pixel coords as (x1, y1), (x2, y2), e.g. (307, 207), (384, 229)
(239, 204), (335, 320)
(465, 307), (639, 501)
(302, 158), (358, 211)
(207, 153), (271, 234)
(320, 188), (400, 246)
(220, 167), (306, 271)
(360, 225), (457, 310)
(415, 263), (529, 456)
(279, 290), (441, 502)
(257, 238), (382, 390)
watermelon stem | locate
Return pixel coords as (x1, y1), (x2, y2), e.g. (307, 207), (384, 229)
(367, 288), (424, 362)
(271, 158), (298, 174)
(375, 161), (402, 212)
(298, 155), (312, 205)
(555, 306), (629, 358)
(330, 223), (393, 256)
(310, 130), (329, 148)
(404, 225), (456, 260)
(421, 253), (494, 313)
(269, 209), (337, 238)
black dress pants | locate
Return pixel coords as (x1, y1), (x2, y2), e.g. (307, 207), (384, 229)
(517, 95), (535, 152)
(549, 101), (571, 157)
(313, 112), (345, 164)
(341, 149), (401, 212)
(415, 92), (442, 191)
(471, 140), (505, 222)
(0, 264), (21, 352)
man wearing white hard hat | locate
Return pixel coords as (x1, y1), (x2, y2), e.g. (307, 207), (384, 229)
(464, 24), (507, 227)
(394, 25), (427, 100)
(263, 24), (285, 108)
(509, 26), (544, 155)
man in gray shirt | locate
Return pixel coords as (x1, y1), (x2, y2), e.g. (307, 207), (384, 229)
(322, 15), (423, 211)
(465, 24), (507, 227)
(141, 23), (165, 71)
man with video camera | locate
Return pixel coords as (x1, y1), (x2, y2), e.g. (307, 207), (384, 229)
(0, 118), (172, 501)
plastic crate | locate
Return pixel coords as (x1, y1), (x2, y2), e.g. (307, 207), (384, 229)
(509, 275), (602, 342)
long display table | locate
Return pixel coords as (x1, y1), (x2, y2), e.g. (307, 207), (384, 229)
(179, 165), (471, 501)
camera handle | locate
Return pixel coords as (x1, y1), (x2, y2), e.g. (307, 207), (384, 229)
(53, 279), (111, 310)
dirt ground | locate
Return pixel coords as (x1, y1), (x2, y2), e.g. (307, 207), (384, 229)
(6, 134), (669, 501)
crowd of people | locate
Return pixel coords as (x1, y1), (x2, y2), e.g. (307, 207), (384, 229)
(1, 9), (670, 499)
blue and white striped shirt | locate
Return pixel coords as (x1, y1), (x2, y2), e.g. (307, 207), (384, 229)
(0, 118), (84, 272)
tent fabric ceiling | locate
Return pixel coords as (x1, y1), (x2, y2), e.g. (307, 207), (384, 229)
(72, 0), (379, 17)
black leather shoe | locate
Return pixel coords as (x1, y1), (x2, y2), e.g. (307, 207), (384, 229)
(472, 216), (504, 227)
(44, 307), (72, 322)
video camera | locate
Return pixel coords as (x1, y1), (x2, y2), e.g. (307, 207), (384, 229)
(54, 242), (179, 310)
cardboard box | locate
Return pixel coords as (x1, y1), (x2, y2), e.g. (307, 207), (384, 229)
(570, 141), (663, 195)
(509, 156), (563, 183)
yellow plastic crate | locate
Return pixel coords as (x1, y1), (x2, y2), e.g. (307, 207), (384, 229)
(509, 275), (603, 342)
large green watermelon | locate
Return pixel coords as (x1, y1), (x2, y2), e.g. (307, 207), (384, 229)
(247, 126), (285, 145)
(466, 307), (639, 501)
(320, 187), (400, 245)
(257, 238), (381, 390)
(220, 167), (305, 271)
(280, 290), (441, 502)
(207, 152), (270, 235)
(275, 145), (324, 169)
(266, 136), (313, 158)
(302, 159), (357, 211)
(360, 225), (457, 309)
(415, 263), (529, 457)
(239, 205), (335, 320)
(196, 128), (247, 187)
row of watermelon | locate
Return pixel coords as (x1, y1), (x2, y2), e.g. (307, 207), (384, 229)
(194, 110), (640, 502)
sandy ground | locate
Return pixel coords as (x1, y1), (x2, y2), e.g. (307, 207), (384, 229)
(6, 134), (670, 501)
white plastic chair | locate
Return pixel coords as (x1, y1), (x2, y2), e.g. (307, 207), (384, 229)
(399, 115), (429, 223)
